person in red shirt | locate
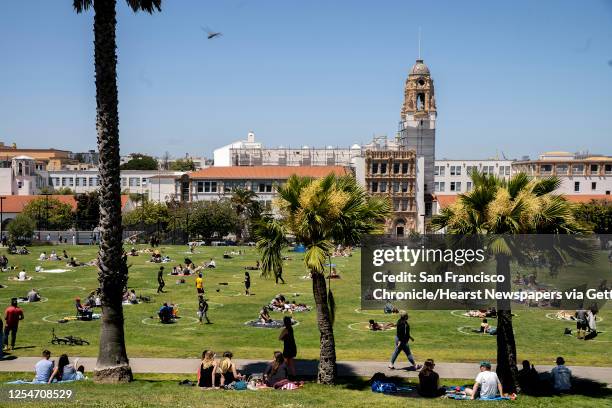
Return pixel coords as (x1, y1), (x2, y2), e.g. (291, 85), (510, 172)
(4, 298), (24, 351)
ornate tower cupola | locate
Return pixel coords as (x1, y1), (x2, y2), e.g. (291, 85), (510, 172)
(401, 59), (436, 118)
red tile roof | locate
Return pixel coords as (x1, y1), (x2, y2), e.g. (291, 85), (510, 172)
(189, 166), (349, 180)
(1, 195), (131, 213)
(435, 194), (612, 209)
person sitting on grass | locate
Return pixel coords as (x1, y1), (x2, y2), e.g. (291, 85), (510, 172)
(49, 250), (59, 261)
(418, 359), (446, 397)
(129, 247), (138, 256)
(75, 297), (93, 320)
(551, 356), (572, 394)
(259, 306), (272, 324)
(480, 319), (497, 335)
(39, 252), (47, 261)
(218, 351), (244, 385)
(264, 351), (289, 388)
(48, 354), (82, 383)
(17, 269), (28, 281)
(67, 257), (80, 267)
(197, 350), (220, 388)
(122, 289), (137, 305)
(517, 360), (539, 396)
(27, 288), (41, 303)
(465, 361), (503, 400)
(62, 250), (69, 260)
(383, 301), (399, 314)
(368, 319), (395, 331)
(34, 349), (54, 383)
(206, 258), (216, 268)
(158, 302), (174, 324)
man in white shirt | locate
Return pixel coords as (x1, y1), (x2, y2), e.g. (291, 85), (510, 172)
(18, 270), (27, 281)
(467, 361), (504, 400)
(34, 350), (54, 383)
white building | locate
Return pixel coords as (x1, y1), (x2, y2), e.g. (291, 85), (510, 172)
(433, 159), (514, 195)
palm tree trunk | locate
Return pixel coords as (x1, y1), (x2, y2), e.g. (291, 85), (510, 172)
(495, 254), (518, 393)
(311, 271), (337, 384)
(92, 0), (132, 383)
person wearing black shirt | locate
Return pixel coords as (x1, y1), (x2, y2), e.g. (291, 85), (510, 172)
(389, 310), (419, 370)
(157, 266), (166, 293)
(198, 295), (211, 324)
(418, 359), (445, 397)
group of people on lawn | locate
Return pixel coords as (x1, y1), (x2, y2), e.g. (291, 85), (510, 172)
(197, 316), (298, 389)
(31, 350), (85, 383)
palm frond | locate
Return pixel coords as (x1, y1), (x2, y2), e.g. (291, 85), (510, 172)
(126, 0), (162, 13)
(73, 0), (93, 12)
(532, 176), (561, 196)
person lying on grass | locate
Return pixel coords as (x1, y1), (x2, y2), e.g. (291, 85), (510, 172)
(369, 319), (395, 331)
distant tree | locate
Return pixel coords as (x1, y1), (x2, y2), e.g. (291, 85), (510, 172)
(169, 158), (196, 171)
(122, 201), (170, 228)
(573, 200), (611, 248)
(188, 200), (239, 242)
(120, 154), (158, 170)
(75, 192), (100, 230)
(7, 214), (36, 244)
(22, 197), (74, 230)
(230, 188), (260, 242)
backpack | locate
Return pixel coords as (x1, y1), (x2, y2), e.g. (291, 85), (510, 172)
(371, 381), (398, 394)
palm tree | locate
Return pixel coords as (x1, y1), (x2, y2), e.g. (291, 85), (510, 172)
(431, 171), (590, 392)
(255, 217), (288, 284)
(74, 0), (161, 383)
(230, 187), (259, 242)
(257, 174), (390, 384)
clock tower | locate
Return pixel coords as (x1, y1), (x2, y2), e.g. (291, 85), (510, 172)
(398, 58), (436, 220)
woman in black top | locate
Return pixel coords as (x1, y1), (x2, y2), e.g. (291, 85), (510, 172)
(279, 316), (297, 377)
(264, 351), (289, 387)
(418, 359), (445, 397)
(197, 350), (219, 388)
(244, 272), (251, 296)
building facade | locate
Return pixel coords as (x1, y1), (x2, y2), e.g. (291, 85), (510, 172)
(433, 159), (514, 195)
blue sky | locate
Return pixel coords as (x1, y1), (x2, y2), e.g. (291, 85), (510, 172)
(1, 0), (611, 160)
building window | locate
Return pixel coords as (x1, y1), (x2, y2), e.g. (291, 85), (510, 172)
(205, 181), (218, 193)
(434, 182), (445, 192)
(591, 182), (597, 191)
(197, 182), (204, 193)
(129, 177), (138, 187)
(450, 181), (461, 192)
(75, 178), (80, 187)
(122, 178), (127, 187)
(402, 163), (408, 174)
(371, 182), (378, 193)
(556, 165), (568, 175)
(393, 182), (400, 193)
(450, 166), (461, 176)
(372, 163), (378, 174)
(540, 164), (552, 174)
(17, 181), (22, 189)
(572, 164), (584, 175)
(466, 166), (476, 176)
(142, 178), (148, 186)
(401, 200), (408, 211)
(605, 164), (612, 175)
(401, 182), (408, 193)
(380, 182), (387, 193)
(380, 163), (387, 174)
(434, 166), (445, 176)
(62, 177), (67, 186)
(69, 178), (74, 187)
(574, 181), (580, 192)
(590, 164), (599, 173)
(466, 181), (472, 191)
(258, 182), (271, 193)
(393, 163), (400, 174)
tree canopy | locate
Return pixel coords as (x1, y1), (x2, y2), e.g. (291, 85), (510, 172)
(22, 197), (74, 230)
(169, 158), (196, 171)
(120, 154), (158, 170)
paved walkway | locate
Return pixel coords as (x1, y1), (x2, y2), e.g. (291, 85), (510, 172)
(1, 357), (611, 383)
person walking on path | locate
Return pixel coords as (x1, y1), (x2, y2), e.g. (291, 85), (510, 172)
(389, 310), (420, 370)
(157, 266), (166, 294)
(279, 316), (297, 377)
(244, 272), (251, 296)
(4, 298), (24, 351)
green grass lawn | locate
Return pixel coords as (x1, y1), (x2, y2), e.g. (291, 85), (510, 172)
(0, 244), (610, 367)
(0, 373), (609, 408)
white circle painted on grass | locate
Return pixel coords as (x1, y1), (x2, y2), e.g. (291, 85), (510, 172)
(545, 313), (603, 322)
(141, 316), (199, 326)
(42, 313), (99, 324)
(1, 297), (49, 304)
(244, 320), (300, 329)
(175, 300), (224, 309)
(38, 285), (86, 291)
(208, 289), (241, 297)
(456, 326), (495, 337)
(347, 322), (394, 333)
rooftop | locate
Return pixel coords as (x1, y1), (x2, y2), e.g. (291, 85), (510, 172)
(189, 166), (349, 180)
